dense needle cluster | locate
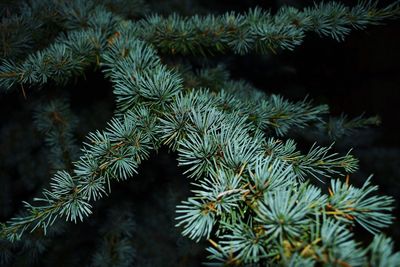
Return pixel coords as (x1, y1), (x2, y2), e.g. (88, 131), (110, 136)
(1, 0), (400, 266)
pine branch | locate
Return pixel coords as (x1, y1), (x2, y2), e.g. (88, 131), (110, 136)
(137, 1), (400, 55)
(0, 1), (399, 265)
(319, 113), (381, 140)
(367, 234), (400, 266)
(0, 21), (118, 92)
(33, 98), (79, 171)
(0, 0), (128, 62)
(3, 1), (399, 94)
(181, 66), (330, 136)
(327, 176), (394, 234)
(0, 36), (169, 241)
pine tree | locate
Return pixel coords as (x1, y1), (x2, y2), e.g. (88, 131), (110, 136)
(1, 0), (400, 266)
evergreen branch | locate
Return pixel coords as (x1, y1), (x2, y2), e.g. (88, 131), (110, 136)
(181, 66), (330, 135)
(167, 89), (391, 264)
(293, 143), (358, 182)
(169, 87), (387, 265)
(0, 35), (172, 242)
(215, 80), (330, 136)
(0, 4), (122, 92)
(33, 98), (79, 171)
(318, 113), (381, 140)
(366, 234), (400, 266)
(181, 64), (231, 92)
(327, 176), (394, 233)
(306, 218), (365, 266)
(246, 94), (329, 135)
(204, 176), (393, 266)
(264, 138), (358, 181)
(0, 1), (399, 265)
(255, 184), (321, 241)
(0, 109), (153, 241)
(2, 1), (399, 92)
(0, 29), (105, 92)
(159, 87), (356, 182)
(205, 218), (270, 265)
(175, 197), (216, 242)
(0, 0), (136, 62)
(0, 12), (41, 60)
(137, 1), (400, 55)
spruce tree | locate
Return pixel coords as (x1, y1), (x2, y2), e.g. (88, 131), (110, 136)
(1, 0), (400, 266)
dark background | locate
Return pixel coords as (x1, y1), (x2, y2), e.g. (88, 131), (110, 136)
(1, 0), (400, 266)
